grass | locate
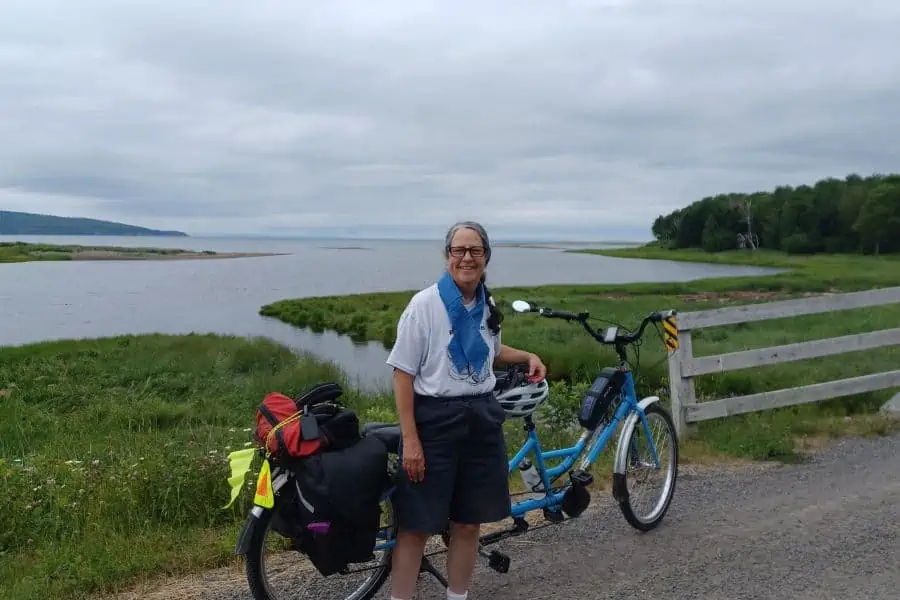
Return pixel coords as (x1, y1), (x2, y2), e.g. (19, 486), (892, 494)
(0, 241), (278, 263)
(0, 333), (394, 600)
(5, 246), (900, 598)
(0, 330), (749, 600)
(0, 333), (627, 599)
(570, 245), (900, 293)
(260, 247), (900, 463)
(0, 241), (191, 262)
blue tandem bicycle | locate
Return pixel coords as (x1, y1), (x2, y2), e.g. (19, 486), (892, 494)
(236, 300), (680, 600)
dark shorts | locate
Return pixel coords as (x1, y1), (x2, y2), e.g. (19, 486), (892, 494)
(395, 392), (511, 534)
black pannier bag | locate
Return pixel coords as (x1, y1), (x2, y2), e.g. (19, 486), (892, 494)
(270, 398), (390, 576)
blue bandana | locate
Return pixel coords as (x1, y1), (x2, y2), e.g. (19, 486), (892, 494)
(437, 270), (489, 378)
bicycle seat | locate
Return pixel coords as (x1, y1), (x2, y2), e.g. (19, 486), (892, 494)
(362, 422), (401, 454)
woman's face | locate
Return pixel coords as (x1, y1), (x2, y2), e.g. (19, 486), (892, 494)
(446, 227), (487, 292)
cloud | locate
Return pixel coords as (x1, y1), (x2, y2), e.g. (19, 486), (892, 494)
(1, 0), (899, 239)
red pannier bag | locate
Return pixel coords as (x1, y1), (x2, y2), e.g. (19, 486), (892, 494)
(254, 381), (361, 459)
(255, 391), (322, 458)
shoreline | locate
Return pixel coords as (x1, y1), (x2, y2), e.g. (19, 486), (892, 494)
(68, 250), (290, 261)
(0, 241), (289, 263)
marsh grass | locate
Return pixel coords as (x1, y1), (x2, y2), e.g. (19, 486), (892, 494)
(0, 242), (219, 263)
(0, 242), (75, 262)
(0, 242), (193, 263)
(0, 334), (391, 600)
(0, 330), (762, 600)
(260, 249), (900, 463)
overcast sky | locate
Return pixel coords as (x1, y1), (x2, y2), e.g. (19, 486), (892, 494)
(1, 1), (899, 240)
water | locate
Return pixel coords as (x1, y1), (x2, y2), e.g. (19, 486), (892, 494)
(1, 235), (779, 391)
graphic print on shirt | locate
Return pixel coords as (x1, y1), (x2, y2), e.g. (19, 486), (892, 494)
(446, 322), (494, 386)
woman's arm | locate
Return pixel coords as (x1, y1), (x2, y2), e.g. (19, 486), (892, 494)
(393, 368), (418, 442)
(386, 304), (426, 440)
(497, 343), (535, 365)
(393, 367), (425, 482)
(497, 343), (548, 379)
(385, 301), (428, 482)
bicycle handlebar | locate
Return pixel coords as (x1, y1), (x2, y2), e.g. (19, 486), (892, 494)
(510, 299), (676, 348)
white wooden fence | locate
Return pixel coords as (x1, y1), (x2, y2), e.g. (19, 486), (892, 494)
(666, 286), (900, 438)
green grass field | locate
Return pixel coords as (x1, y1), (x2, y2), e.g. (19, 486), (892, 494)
(0, 334), (396, 600)
(0, 329), (766, 600)
(260, 247), (900, 462)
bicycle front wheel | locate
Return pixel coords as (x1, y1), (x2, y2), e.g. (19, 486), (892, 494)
(244, 494), (398, 600)
(613, 403), (679, 531)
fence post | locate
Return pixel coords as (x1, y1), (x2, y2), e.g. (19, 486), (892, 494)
(667, 329), (695, 439)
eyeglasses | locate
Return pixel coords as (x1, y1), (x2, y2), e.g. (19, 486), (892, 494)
(448, 245), (486, 258)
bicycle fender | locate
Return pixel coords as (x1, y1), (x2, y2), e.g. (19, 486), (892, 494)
(235, 470), (289, 555)
(235, 513), (260, 555)
(612, 395), (660, 476)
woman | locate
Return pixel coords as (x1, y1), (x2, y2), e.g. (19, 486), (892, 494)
(385, 221), (547, 600)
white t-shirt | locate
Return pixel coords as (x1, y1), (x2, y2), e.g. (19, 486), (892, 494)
(386, 283), (502, 397)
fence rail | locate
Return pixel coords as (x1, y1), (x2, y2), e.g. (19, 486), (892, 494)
(666, 286), (900, 438)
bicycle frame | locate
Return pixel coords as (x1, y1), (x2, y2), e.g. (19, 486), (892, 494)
(507, 360), (661, 518)
(370, 359), (663, 553)
(235, 303), (678, 599)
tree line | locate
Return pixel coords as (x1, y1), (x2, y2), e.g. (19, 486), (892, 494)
(651, 173), (900, 255)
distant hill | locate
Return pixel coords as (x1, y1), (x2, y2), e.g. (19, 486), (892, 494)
(0, 211), (188, 237)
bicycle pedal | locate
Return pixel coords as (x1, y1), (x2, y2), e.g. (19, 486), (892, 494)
(570, 469), (593, 487)
(542, 507), (565, 523)
(512, 516), (529, 533)
(487, 550), (510, 573)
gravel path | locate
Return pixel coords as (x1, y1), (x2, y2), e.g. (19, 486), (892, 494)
(104, 433), (899, 600)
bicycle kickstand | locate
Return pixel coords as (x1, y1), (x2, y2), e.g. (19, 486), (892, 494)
(419, 555), (449, 588)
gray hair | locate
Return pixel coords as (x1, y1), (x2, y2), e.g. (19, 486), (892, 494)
(443, 220), (492, 263)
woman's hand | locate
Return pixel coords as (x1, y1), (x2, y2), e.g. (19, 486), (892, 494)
(403, 436), (426, 483)
(526, 352), (547, 381)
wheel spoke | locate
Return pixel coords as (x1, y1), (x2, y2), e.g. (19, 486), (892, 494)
(617, 404), (679, 531)
(245, 495), (397, 600)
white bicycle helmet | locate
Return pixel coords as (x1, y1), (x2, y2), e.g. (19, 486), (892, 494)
(495, 376), (550, 418)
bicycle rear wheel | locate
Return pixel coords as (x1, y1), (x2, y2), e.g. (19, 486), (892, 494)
(613, 403), (678, 531)
(244, 495), (397, 600)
